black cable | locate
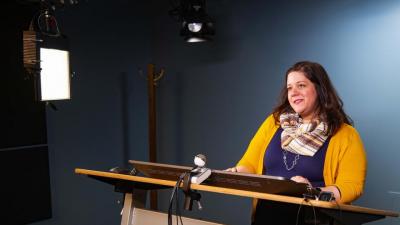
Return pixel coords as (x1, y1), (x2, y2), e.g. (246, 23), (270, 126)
(28, 10), (41, 31)
(168, 172), (187, 225)
(295, 199), (307, 225)
(175, 187), (179, 225)
(175, 186), (184, 225)
(312, 205), (317, 225)
(168, 185), (177, 225)
(307, 200), (317, 225)
(37, 11), (61, 37)
(168, 181), (179, 225)
(175, 185), (183, 225)
(168, 179), (178, 225)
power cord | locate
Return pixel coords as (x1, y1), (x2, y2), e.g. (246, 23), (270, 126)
(295, 198), (306, 225)
(295, 198), (318, 225)
(308, 200), (317, 225)
(168, 172), (187, 225)
(37, 10), (61, 37)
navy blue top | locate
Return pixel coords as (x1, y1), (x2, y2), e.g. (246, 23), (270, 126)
(263, 128), (330, 187)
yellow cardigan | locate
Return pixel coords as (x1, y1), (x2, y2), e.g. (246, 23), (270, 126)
(237, 114), (367, 203)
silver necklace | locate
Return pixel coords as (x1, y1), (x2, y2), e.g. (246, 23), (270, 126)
(283, 150), (300, 171)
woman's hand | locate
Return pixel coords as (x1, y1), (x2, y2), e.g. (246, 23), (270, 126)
(225, 167), (238, 172)
(290, 176), (342, 202)
(290, 175), (312, 187)
(224, 165), (253, 173)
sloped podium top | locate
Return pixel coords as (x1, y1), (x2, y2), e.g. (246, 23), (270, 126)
(75, 167), (398, 219)
(76, 159), (399, 225)
(129, 160), (309, 197)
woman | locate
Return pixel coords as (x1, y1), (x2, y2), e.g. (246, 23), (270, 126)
(227, 61), (367, 224)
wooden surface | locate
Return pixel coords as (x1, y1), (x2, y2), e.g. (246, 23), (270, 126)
(75, 168), (399, 218)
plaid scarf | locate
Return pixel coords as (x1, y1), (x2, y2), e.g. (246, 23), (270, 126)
(280, 113), (329, 157)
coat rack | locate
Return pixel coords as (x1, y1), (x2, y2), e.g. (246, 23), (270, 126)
(147, 64), (164, 210)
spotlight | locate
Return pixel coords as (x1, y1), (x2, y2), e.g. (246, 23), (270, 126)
(22, 2), (72, 102)
(188, 22), (202, 33)
(175, 0), (215, 43)
(17, 0), (75, 104)
(23, 31), (71, 101)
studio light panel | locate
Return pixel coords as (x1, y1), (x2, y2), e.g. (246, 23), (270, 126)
(39, 48), (70, 101)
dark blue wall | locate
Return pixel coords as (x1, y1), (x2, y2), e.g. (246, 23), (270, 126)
(34, 1), (400, 225)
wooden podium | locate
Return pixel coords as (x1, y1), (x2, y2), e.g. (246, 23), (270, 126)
(75, 162), (398, 225)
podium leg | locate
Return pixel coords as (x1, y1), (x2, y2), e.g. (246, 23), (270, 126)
(121, 193), (135, 225)
(120, 190), (147, 225)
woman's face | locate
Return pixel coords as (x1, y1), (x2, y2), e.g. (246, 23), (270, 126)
(287, 71), (318, 122)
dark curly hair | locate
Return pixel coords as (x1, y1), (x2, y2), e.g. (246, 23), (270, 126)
(272, 61), (352, 135)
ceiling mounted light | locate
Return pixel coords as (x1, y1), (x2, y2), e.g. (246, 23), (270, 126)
(188, 22), (203, 33)
(170, 0), (215, 43)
